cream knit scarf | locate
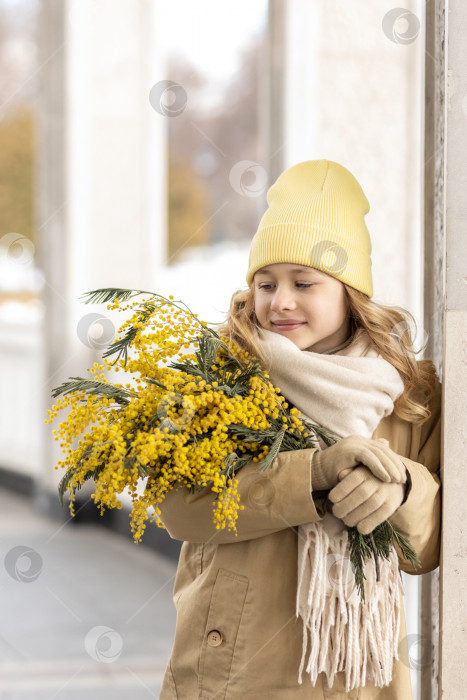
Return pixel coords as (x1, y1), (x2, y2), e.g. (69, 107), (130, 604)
(257, 327), (405, 691)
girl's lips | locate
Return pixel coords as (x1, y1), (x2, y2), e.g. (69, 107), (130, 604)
(272, 321), (305, 331)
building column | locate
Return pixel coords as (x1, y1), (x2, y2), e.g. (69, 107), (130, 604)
(262, 0), (287, 183)
(421, 0), (445, 696)
(36, 0), (167, 510)
(438, 0), (467, 696)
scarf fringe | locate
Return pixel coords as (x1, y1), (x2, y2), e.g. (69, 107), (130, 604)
(296, 516), (403, 691)
(257, 327), (406, 691)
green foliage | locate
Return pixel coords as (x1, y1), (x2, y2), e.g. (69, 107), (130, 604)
(80, 288), (148, 305)
(51, 377), (136, 404)
(348, 521), (421, 602)
(257, 429), (286, 472)
(58, 445), (107, 505)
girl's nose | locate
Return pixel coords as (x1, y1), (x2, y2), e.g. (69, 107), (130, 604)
(270, 286), (297, 312)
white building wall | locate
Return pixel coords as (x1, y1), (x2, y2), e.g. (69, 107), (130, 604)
(282, 3), (426, 697)
(283, 0), (424, 325)
(0, 316), (44, 476)
(36, 0), (167, 494)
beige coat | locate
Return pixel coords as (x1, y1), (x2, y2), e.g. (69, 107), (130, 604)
(158, 377), (441, 700)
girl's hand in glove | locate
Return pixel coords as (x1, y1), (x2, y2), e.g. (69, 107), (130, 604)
(328, 465), (408, 534)
(311, 435), (407, 492)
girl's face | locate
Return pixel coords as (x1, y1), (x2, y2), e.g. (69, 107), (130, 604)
(253, 263), (351, 353)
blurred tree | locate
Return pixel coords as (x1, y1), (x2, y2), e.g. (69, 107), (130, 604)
(168, 155), (210, 263)
(0, 107), (35, 246)
(0, 2), (38, 252)
(201, 39), (264, 243)
(166, 34), (264, 262)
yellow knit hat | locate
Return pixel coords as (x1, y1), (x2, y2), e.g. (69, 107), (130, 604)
(246, 159), (373, 297)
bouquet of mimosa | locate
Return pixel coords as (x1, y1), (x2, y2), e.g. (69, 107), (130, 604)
(46, 288), (420, 599)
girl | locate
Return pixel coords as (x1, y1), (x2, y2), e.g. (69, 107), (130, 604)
(158, 159), (441, 699)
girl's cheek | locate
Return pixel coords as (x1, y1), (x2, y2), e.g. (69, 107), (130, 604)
(254, 295), (265, 314)
(255, 303), (268, 327)
(253, 302), (261, 322)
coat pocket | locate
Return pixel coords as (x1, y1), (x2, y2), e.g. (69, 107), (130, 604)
(198, 568), (249, 700)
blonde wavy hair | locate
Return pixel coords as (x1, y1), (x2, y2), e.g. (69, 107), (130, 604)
(217, 283), (438, 425)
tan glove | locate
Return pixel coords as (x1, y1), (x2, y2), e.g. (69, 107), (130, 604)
(328, 465), (407, 534)
(311, 435), (407, 491)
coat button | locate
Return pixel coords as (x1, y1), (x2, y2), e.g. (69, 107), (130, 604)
(207, 630), (223, 647)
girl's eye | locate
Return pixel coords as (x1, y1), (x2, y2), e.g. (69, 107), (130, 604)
(257, 283), (314, 290)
